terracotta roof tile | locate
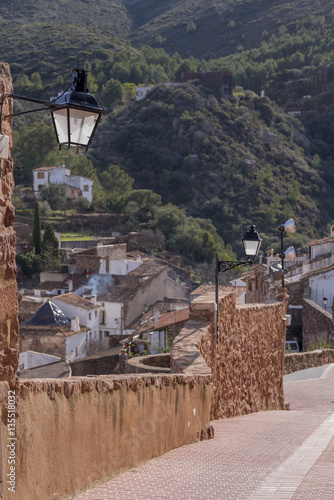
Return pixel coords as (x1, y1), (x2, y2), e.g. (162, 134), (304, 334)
(155, 308), (190, 331)
(20, 324), (89, 337)
(32, 166), (58, 171)
(19, 300), (41, 316)
(98, 259), (166, 303)
(129, 299), (190, 332)
(35, 281), (70, 291)
(52, 293), (99, 310)
(307, 236), (334, 247)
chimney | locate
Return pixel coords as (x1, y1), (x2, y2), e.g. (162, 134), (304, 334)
(71, 316), (80, 332)
(91, 294), (97, 305)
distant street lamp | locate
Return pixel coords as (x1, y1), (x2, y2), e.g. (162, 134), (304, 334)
(0, 61), (104, 155)
(278, 219), (296, 287)
(215, 225), (262, 344)
(323, 297), (328, 310)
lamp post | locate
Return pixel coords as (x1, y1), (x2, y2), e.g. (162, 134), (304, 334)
(0, 61), (104, 155)
(278, 218), (296, 288)
(215, 225), (262, 344)
(323, 297), (328, 310)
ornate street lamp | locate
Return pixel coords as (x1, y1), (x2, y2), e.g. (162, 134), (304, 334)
(323, 297), (328, 310)
(278, 219), (296, 287)
(215, 224), (262, 343)
(0, 61), (104, 156)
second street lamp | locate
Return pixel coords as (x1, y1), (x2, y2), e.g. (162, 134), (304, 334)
(323, 297), (328, 310)
(215, 225), (262, 343)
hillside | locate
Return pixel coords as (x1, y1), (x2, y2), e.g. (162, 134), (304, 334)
(128, 0), (334, 59)
(4, 0), (334, 260)
(90, 82), (332, 251)
(1, 0), (334, 84)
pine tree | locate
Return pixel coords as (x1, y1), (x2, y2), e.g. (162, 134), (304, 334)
(32, 202), (42, 255)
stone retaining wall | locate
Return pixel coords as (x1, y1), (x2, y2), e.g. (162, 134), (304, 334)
(70, 353), (120, 376)
(284, 349), (334, 374)
(171, 290), (287, 420)
(302, 298), (333, 350)
(6, 374), (211, 500)
(126, 353), (170, 373)
(0, 63), (18, 384)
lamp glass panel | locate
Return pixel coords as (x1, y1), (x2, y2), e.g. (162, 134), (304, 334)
(283, 218), (296, 234)
(52, 108), (68, 144)
(284, 246), (296, 261)
(69, 109), (99, 146)
(243, 239), (260, 258)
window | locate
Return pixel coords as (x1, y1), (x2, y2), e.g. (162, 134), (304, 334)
(38, 184), (44, 191)
(100, 310), (105, 325)
(95, 311), (97, 318)
(37, 172), (44, 179)
(89, 313), (92, 320)
(83, 185), (89, 192)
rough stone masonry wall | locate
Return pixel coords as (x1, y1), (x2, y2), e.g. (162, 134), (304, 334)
(284, 349), (334, 374)
(171, 291), (287, 420)
(0, 63), (18, 500)
(0, 64), (18, 382)
(302, 298), (333, 350)
(9, 374), (211, 500)
(203, 293), (287, 419)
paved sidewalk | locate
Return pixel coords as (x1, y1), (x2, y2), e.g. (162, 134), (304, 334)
(74, 364), (334, 500)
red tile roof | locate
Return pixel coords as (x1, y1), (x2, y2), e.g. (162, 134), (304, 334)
(32, 166), (58, 171)
(307, 236), (334, 247)
(20, 324), (89, 337)
(155, 308), (190, 331)
(98, 259), (166, 303)
(52, 293), (99, 310)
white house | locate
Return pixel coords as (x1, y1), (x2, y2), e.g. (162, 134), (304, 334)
(97, 259), (190, 338)
(305, 266), (334, 311)
(52, 293), (107, 356)
(33, 165), (93, 203)
(20, 300), (100, 362)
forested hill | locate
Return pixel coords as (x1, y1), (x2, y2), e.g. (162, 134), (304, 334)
(128, 0), (333, 59)
(91, 82), (332, 250)
(4, 0), (334, 260)
(1, 0), (333, 81)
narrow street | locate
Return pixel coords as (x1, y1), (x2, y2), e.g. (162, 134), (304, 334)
(74, 364), (334, 500)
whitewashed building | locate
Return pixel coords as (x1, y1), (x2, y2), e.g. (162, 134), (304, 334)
(33, 165), (93, 203)
(52, 293), (107, 356)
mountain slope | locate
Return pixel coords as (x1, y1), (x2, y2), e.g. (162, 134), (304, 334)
(91, 82), (331, 249)
(128, 0), (334, 58)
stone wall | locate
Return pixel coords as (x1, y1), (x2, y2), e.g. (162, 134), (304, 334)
(0, 63), (18, 500)
(171, 290), (287, 420)
(0, 64), (18, 383)
(70, 353), (119, 376)
(7, 374), (211, 500)
(302, 298), (333, 350)
(126, 353), (170, 373)
(20, 335), (66, 359)
(284, 349), (334, 374)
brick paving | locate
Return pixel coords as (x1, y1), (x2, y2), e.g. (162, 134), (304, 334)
(74, 364), (334, 500)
